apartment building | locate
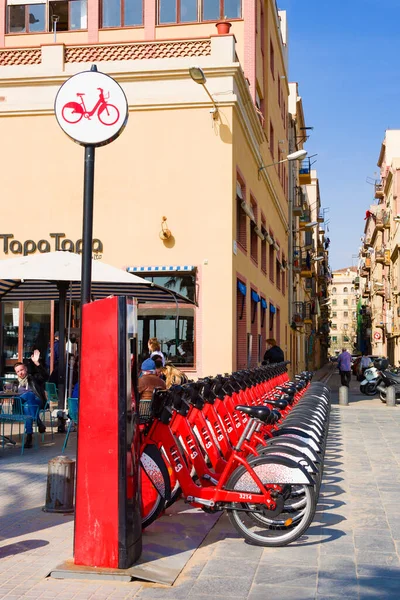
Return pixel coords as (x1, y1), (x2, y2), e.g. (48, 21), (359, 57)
(0, 1), (301, 377)
(328, 267), (357, 355)
(358, 130), (400, 365)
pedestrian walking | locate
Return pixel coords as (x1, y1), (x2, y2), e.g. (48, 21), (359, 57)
(337, 347), (352, 387)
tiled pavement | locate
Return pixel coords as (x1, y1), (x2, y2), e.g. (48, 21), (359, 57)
(1, 369), (400, 599)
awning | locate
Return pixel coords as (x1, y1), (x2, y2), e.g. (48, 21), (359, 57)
(270, 304), (276, 314)
(237, 281), (246, 296)
(251, 290), (260, 303)
(0, 252), (194, 305)
(127, 265), (195, 273)
(261, 298), (267, 310)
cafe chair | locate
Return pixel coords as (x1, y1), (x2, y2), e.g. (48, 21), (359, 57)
(39, 399), (54, 441)
(62, 397), (78, 454)
(0, 397), (39, 455)
(45, 382), (58, 406)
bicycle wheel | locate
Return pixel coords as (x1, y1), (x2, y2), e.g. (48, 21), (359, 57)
(62, 103), (83, 124)
(98, 103), (120, 126)
(225, 456), (316, 547)
(141, 466), (165, 529)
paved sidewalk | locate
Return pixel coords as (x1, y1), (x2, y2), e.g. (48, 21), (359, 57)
(1, 373), (400, 599)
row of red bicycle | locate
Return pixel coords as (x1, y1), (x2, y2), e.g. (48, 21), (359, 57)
(138, 362), (330, 547)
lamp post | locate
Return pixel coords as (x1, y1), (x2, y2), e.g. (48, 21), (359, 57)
(189, 66), (219, 119)
(258, 149), (307, 179)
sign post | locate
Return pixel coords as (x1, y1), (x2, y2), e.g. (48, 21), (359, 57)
(55, 64), (128, 306)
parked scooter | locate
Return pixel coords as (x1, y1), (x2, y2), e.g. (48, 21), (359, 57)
(377, 368), (400, 403)
(359, 365), (381, 396)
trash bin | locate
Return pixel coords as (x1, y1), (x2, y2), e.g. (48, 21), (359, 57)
(43, 455), (75, 513)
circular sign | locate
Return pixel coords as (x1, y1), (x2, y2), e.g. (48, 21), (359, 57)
(373, 331), (381, 341)
(55, 70), (128, 147)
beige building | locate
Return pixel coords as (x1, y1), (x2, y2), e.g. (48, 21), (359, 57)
(329, 267), (357, 355)
(0, 1), (305, 377)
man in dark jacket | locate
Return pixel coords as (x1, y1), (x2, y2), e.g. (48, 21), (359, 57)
(14, 350), (48, 448)
(262, 338), (284, 364)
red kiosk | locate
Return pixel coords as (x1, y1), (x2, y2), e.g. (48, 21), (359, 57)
(74, 296), (142, 568)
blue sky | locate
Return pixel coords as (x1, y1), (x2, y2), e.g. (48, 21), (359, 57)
(283, 0), (400, 271)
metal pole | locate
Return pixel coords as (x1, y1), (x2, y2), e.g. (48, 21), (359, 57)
(80, 145), (95, 306)
(57, 282), (68, 410)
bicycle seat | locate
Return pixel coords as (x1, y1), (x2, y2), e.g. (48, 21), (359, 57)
(235, 405), (271, 422)
(266, 399), (288, 410)
(76, 92), (85, 96)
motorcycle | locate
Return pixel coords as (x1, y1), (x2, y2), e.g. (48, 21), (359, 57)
(376, 368), (400, 403)
(360, 366), (381, 396)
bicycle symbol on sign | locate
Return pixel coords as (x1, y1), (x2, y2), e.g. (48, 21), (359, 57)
(61, 88), (120, 126)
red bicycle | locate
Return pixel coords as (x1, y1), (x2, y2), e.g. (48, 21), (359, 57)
(61, 87), (120, 126)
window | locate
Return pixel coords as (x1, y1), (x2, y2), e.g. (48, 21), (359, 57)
(278, 74), (281, 106)
(343, 311), (348, 318)
(352, 299), (355, 305)
(269, 121), (274, 159)
(270, 39), (274, 78)
(269, 243), (274, 283)
(8, 3), (46, 32)
(261, 220), (267, 274)
(331, 324), (337, 330)
(276, 259), (280, 290)
(250, 198), (258, 263)
(332, 299), (337, 306)
(332, 336), (337, 343)
(102, 0), (142, 27)
(158, 0), (241, 23)
(343, 299), (348, 306)
(236, 280), (247, 369)
(351, 287), (354, 292)
(332, 287), (337, 293)
(140, 271), (196, 302)
(138, 306), (195, 368)
(343, 324), (348, 331)
(236, 179), (247, 251)
(343, 287), (348, 293)
(344, 336), (349, 342)
(332, 311), (337, 318)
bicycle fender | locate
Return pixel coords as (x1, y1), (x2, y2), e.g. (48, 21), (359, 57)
(247, 454), (315, 486)
(140, 444), (171, 501)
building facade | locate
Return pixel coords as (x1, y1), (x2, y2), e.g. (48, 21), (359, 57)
(329, 267), (357, 355)
(0, 1), (316, 377)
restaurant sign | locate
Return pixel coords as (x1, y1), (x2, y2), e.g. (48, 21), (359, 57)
(0, 233), (103, 256)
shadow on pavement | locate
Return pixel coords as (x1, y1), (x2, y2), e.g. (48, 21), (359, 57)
(0, 538), (49, 559)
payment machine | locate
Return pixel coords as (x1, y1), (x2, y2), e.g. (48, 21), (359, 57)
(74, 296), (142, 568)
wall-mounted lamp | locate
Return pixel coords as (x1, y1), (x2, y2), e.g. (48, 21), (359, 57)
(254, 226), (265, 241)
(159, 216), (172, 240)
(292, 221), (318, 233)
(189, 66), (219, 120)
(258, 149), (307, 179)
(241, 201), (255, 222)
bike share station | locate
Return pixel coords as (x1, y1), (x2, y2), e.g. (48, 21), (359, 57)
(49, 66), (332, 586)
(50, 67), (221, 585)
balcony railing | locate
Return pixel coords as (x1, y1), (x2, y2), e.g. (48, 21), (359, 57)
(375, 248), (385, 263)
(299, 159), (312, 185)
(293, 187), (304, 216)
(375, 210), (384, 230)
(353, 276), (360, 288)
(299, 210), (311, 227)
(292, 302), (312, 324)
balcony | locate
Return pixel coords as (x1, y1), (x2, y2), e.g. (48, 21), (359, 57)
(300, 254), (313, 278)
(375, 182), (384, 200)
(383, 211), (390, 229)
(375, 211), (384, 230)
(317, 211), (324, 223)
(375, 248), (385, 263)
(364, 257), (371, 270)
(293, 247), (301, 272)
(293, 187), (304, 216)
(364, 235), (372, 248)
(299, 159), (312, 185)
(353, 276), (360, 289)
(299, 210), (311, 228)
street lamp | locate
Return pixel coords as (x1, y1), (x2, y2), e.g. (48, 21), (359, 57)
(189, 66), (219, 119)
(258, 149), (307, 179)
(292, 221), (318, 232)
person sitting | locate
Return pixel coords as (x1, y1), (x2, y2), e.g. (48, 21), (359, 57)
(138, 358), (166, 400)
(148, 337), (166, 366)
(262, 338), (285, 365)
(14, 349), (48, 448)
(160, 363), (189, 388)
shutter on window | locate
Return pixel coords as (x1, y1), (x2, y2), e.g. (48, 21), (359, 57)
(251, 297), (258, 367)
(236, 285), (247, 369)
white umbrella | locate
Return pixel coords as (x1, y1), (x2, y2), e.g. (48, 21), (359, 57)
(0, 251), (193, 406)
(0, 251), (189, 303)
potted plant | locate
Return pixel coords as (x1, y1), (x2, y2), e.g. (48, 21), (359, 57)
(216, 17), (232, 35)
